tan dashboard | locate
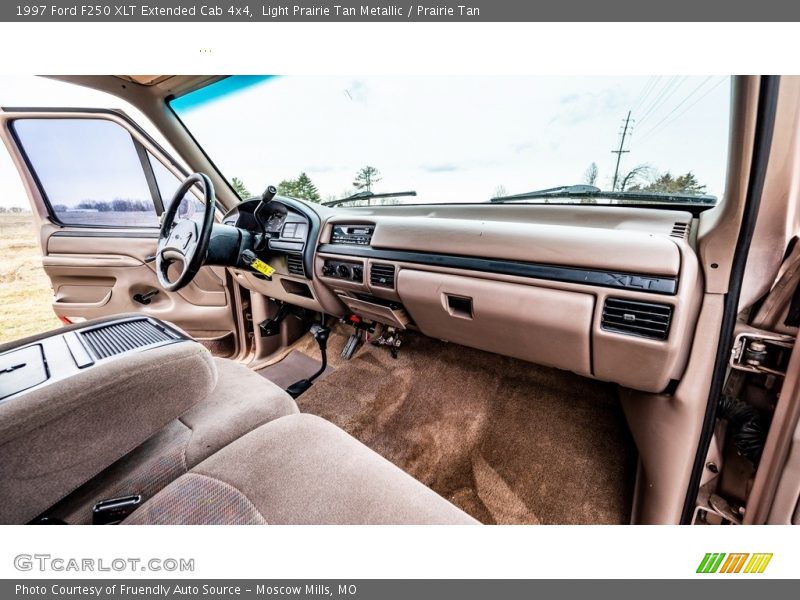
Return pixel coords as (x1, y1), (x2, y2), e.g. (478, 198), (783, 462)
(311, 205), (702, 394)
(227, 203), (702, 394)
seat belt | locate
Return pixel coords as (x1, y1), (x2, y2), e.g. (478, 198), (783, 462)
(784, 281), (800, 328)
(752, 238), (800, 333)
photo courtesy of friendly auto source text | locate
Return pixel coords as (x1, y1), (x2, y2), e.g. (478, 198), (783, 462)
(0, 0), (797, 594)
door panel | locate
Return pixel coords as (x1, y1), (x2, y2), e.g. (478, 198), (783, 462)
(0, 109), (239, 352)
(41, 223), (235, 339)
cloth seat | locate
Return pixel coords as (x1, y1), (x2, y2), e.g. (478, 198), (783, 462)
(45, 357), (299, 524)
(124, 413), (478, 525)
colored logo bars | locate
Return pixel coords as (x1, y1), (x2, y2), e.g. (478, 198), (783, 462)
(696, 553), (773, 574)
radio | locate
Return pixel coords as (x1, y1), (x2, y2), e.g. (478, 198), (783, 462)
(331, 224), (374, 246)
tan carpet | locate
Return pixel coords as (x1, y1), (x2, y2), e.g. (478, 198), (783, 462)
(295, 327), (636, 524)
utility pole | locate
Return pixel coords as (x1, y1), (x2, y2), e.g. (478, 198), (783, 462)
(611, 110), (633, 191)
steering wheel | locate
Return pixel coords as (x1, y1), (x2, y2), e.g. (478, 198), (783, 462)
(156, 172), (216, 292)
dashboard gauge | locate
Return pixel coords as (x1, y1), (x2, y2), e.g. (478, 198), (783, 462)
(267, 211), (285, 231)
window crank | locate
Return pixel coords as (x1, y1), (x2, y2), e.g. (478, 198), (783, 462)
(133, 290), (160, 305)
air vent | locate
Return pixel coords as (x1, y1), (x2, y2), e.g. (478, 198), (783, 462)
(286, 254), (305, 277)
(601, 298), (673, 341)
(670, 221), (691, 239)
(370, 264), (396, 288)
(79, 319), (176, 360)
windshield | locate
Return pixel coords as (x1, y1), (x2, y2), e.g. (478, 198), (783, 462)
(170, 75), (731, 207)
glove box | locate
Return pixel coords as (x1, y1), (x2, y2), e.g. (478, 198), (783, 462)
(397, 269), (593, 375)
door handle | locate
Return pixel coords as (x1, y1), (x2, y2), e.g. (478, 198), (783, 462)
(133, 290), (160, 305)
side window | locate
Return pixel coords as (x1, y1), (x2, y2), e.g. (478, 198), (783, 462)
(12, 118), (160, 228)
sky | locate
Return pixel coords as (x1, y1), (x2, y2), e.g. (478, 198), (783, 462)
(0, 75), (732, 208)
(173, 75), (732, 203)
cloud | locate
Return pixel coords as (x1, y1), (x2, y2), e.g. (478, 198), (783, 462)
(512, 141), (538, 154)
(344, 80), (368, 103)
(421, 163), (460, 173)
(305, 165), (336, 173)
(550, 88), (628, 125)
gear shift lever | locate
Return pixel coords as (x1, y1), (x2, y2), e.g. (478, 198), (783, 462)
(286, 323), (330, 398)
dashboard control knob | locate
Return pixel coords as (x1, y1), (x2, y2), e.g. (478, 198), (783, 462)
(336, 264), (351, 278)
(322, 263), (335, 277)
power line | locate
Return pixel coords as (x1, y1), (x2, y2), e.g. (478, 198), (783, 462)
(630, 76), (659, 115)
(637, 76), (688, 126)
(635, 76), (678, 123)
(637, 77), (728, 147)
(635, 76), (713, 142)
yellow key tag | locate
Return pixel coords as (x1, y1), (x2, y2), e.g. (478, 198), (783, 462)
(249, 258), (275, 278)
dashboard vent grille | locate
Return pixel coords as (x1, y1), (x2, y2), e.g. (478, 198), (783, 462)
(79, 319), (175, 360)
(286, 254), (305, 277)
(370, 264), (396, 288)
(670, 221), (691, 239)
(601, 298), (673, 341)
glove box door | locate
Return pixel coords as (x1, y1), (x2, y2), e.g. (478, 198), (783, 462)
(397, 269), (593, 376)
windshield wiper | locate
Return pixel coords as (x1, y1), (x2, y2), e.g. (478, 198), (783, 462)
(323, 190), (417, 207)
(490, 184), (717, 205)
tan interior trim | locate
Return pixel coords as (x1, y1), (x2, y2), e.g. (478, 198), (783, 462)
(739, 76), (800, 311)
(366, 216), (681, 276)
(697, 76), (761, 294)
(744, 339), (800, 523)
(620, 294), (724, 523)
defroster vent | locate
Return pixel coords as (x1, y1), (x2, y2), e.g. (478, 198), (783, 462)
(670, 221), (691, 239)
(79, 319), (178, 360)
(601, 298), (673, 341)
(370, 264), (396, 288)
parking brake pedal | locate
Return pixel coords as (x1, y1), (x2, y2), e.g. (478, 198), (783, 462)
(286, 323), (330, 398)
(259, 303), (293, 337)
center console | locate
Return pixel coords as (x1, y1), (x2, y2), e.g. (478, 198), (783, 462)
(0, 316), (216, 524)
(0, 316), (187, 402)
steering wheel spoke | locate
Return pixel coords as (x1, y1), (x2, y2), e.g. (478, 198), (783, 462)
(155, 173), (216, 292)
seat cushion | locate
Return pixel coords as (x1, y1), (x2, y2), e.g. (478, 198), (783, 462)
(43, 358), (298, 524)
(124, 414), (478, 525)
(180, 358), (299, 466)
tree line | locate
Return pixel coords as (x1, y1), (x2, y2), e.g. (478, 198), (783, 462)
(52, 199), (154, 212)
(582, 161), (708, 195)
(231, 165), (382, 204)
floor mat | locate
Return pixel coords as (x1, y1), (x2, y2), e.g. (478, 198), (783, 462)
(295, 329), (636, 525)
(256, 350), (333, 390)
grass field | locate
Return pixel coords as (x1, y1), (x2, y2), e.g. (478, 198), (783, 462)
(0, 213), (61, 343)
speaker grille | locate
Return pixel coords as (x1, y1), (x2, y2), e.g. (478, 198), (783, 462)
(79, 319), (177, 360)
